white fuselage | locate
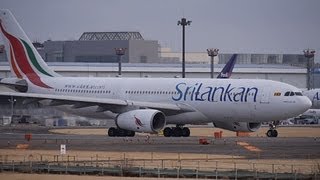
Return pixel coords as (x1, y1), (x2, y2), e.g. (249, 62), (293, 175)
(27, 77), (311, 125)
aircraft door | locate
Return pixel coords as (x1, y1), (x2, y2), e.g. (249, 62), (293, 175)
(260, 87), (270, 104)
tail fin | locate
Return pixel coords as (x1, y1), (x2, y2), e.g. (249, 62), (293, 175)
(0, 9), (59, 88)
(217, 54), (237, 79)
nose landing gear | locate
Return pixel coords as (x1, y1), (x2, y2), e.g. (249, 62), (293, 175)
(266, 121), (279, 137)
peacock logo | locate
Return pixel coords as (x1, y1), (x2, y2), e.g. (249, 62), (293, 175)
(134, 115), (145, 129)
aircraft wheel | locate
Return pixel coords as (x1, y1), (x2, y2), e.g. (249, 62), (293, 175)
(182, 127), (190, 137)
(117, 129), (127, 137)
(163, 127), (172, 137)
(173, 127), (182, 137)
(127, 130), (135, 137)
(108, 127), (117, 137)
(271, 129), (278, 137)
(267, 129), (278, 137)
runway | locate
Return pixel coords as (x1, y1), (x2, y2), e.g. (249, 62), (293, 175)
(0, 126), (319, 160)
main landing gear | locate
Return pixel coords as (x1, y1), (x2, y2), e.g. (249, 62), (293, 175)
(266, 121), (279, 137)
(163, 125), (190, 137)
(108, 127), (135, 137)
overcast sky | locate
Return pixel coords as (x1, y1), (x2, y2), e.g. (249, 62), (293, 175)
(1, 0), (320, 61)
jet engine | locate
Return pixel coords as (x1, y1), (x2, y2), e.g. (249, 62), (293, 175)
(213, 122), (261, 132)
(116, 109), (166, 133)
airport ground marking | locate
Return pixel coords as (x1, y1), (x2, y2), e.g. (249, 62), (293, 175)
(237, 141), (262, 152)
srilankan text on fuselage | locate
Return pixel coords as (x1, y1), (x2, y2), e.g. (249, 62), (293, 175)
(172, 82), (258, 103)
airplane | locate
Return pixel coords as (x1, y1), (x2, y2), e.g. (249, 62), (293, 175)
(289, 109), (320, 125)
(302, 89), (320, 109)
(216, 54), (237, 79)
(0, 9), (312, 138)
(301, 109), (320, 119)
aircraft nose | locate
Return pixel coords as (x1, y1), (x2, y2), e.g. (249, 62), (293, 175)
(300, 96), (312, 111)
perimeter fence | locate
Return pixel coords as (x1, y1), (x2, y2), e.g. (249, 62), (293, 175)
(0, 153), (319, 179)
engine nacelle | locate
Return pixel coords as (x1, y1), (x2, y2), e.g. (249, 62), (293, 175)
(116, 109), (166, 133)
(214, 122), (261, 132)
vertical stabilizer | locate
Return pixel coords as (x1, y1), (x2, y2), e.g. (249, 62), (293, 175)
(217, 54), (237, 79)
(0, 9), (60, 88)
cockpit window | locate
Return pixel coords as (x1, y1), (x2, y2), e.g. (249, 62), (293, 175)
(284, 91), (303, 96)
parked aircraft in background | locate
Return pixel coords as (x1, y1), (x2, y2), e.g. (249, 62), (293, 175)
(303, 89), (320, 109)
(0, 9), (312, 138)
(216, 54), (237, 79)
(302, 109), (320, 118)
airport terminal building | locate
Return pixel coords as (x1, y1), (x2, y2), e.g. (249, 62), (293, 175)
(36, 32), (160, 64)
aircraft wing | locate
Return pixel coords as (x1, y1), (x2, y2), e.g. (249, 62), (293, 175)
(0, 91), (195, 115)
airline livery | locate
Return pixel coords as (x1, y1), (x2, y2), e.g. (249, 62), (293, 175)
(210, 54), (319, 136)
(217, 54), (237, 78)
(0, 9), (312, 137)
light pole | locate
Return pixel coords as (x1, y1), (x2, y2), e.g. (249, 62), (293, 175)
(178, 18), (191, 78)
(303, 49), (315, 90)
(207, 48), (219, 78)
(115, 48), (126, 76)
(8, 96), (16, 120)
